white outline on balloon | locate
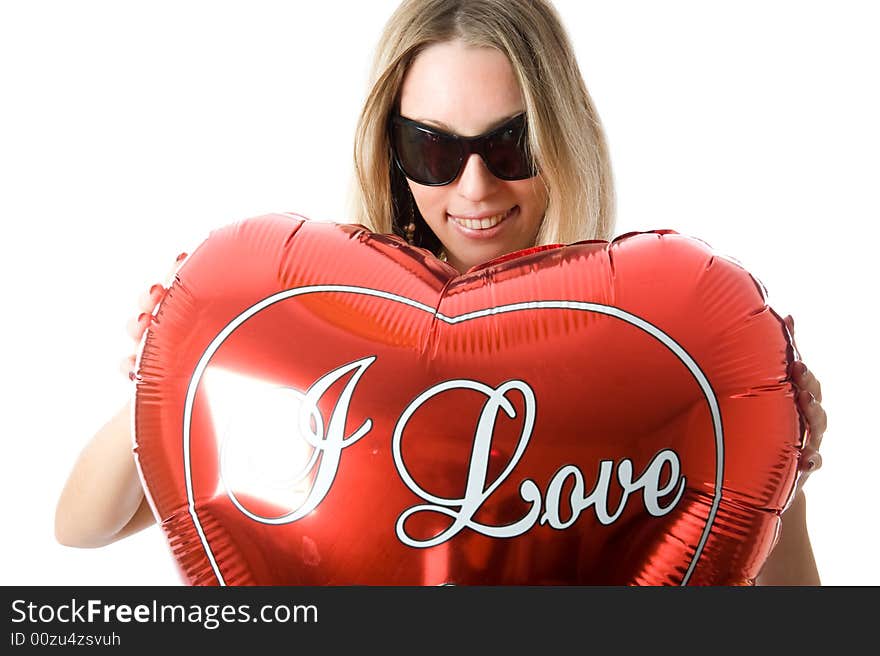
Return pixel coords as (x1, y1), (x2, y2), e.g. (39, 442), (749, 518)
(176, 285), (724, 586)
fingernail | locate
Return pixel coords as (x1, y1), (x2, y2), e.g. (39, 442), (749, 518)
(150, 284), (164, 296)
(137, 312), (152, 325)
(176, 252), (188, 263)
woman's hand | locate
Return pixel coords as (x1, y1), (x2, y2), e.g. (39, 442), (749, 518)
(118, 252), (188, 379)
(55, 251), (189, 548)
(755, 313), (825, 585)
(785, 314), (827, 491)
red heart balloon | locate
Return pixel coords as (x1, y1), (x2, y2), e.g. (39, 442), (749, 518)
(133, 212), (803, 585)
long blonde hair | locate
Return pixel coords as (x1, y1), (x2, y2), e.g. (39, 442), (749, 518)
(347, 0), (616, 255)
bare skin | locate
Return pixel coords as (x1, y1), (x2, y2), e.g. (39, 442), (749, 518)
(755, 315), (825, 585)
(398, 41), (549, 273)
(54, 261), (178, 547)
(54, 266), (827, 583)
(55, 40), (826, 585)
(54, 402), (155, 547)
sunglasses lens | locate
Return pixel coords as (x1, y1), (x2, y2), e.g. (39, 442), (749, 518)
(484, 116), (535, 180)
(392, 122), (460, 185)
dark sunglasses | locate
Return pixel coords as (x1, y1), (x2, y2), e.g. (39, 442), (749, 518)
(389, 112), (538, 186)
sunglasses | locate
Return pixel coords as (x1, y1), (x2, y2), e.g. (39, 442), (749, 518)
(389, 112), (538, 186)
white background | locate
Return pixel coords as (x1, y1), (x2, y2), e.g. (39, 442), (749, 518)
(1, 1), (877, 585)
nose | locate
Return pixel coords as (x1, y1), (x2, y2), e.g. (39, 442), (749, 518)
(455, 153), (499, 201)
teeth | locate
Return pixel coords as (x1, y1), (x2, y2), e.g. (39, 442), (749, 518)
(449, 208), (511, 230)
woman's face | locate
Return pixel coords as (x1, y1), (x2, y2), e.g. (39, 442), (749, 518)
(397, 40), (549, 274)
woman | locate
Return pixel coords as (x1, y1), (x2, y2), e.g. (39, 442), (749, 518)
(56, 0), (826, 585)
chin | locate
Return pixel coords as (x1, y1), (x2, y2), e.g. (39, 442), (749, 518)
(456, 247), (511, 270)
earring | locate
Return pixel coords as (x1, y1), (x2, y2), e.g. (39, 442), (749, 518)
(406, 188), (448, 262)
(405, 191), (416, 245)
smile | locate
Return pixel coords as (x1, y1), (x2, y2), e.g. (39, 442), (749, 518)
(448, 206), (518, 233)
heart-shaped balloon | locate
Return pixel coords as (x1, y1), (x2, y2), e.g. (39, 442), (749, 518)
(133, 212), (804, 585)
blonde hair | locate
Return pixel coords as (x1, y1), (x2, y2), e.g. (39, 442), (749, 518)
(346, 0), (616, 255)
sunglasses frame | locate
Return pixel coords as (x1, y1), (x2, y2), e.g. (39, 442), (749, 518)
(388, 112), (538, 186)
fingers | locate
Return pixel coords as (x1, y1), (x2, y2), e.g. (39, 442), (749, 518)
(794, 446), (822, 497)
(122, 253), (188, 381)
(138, 284), (165, 314)
(167, 252), (188, 286)
(126, 312), (153, 342)
(791, 361), (822, 403)
(119, 354), (136, 379)
(784, 316), (826, 491)
(798, 446), (823, 474)
(784, 314), (797, 348)
(785, 314), (821, 402)
(127, 253), (189, 343)
(797, 388), (827, 450)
